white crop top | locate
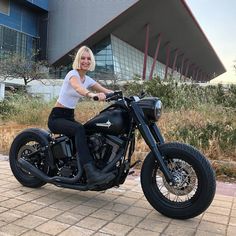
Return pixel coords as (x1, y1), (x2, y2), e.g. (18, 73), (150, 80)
(57, 69), (96, 109)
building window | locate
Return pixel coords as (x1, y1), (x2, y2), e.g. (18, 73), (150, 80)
(89, 36), (114, 81)
(111, 34), (170, 81)
(0, 0), (10, 15)
(0, 25), (39, 59)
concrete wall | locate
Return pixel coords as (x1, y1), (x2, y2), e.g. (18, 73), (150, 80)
(47, 0), (137, 64)
(26, 79), (62, 101)
(3, 78), (62, 101)
(0, 83), (5, 101)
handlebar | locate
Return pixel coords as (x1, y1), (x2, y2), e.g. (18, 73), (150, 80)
(93, 90), (123, 102)
(92, 90), (147, 102)
(93, 96), (99, 101)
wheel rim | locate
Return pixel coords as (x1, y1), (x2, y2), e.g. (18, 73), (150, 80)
(153, 158), (199, 203)
(16, 140), (46, 176)
(17, 145), (37, 175)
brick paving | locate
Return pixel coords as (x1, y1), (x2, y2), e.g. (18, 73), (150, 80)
(0, 155), (236, 236)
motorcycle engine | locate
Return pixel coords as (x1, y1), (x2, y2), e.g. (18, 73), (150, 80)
(88, 133), (123, 168)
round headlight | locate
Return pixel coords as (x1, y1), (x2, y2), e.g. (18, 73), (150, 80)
(154, 100), (162, 121)
(137, 97), (162, 122)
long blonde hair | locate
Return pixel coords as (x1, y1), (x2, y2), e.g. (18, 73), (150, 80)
(72, 46), (95, 71)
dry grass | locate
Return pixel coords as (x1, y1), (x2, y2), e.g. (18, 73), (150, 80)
(1, 102), (235, 161)
(1, 101), (236, 181)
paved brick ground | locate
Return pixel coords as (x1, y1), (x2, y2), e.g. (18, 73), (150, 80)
(0, 156), (236, 236)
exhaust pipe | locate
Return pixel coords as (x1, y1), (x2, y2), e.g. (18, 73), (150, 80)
(19, 158), (53, 182)
(18, 158), (83, 184)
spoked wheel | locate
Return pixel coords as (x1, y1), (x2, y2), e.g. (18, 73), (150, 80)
(9, 131), (49, 188)
(141, 142), (216, 219)
(160, 159), (198, 200)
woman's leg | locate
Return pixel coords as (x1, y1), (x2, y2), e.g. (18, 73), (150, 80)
(48, 118), (93, 165)
(48, 115), (115, 186)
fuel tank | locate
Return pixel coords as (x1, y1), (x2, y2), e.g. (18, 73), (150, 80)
(84, 106), (130, 135)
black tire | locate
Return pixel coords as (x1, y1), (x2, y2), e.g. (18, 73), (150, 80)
(141, 142), (216, 219)
(9, 130), (49, 188)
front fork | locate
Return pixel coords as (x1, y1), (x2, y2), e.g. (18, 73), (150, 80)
(131, 102), (174, 184)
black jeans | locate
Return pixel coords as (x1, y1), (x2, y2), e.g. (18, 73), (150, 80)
(48, 107), (93, 165)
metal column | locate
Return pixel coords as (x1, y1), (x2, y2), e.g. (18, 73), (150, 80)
(164, 43), (170, 80)
(171, 49), (179, 77)
(179, 54), (185, 80)
(142, 24), (150, 80)
(184, 60), (190, 80)
(195, 68), (200, 81)
(149, 33), (162, 80)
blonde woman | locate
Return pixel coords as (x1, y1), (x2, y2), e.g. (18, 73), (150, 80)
(48, 46), (114, 185)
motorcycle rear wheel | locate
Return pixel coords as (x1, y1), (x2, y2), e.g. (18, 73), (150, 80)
(9, 131), (48, 188)
(141, 142), (216, 219)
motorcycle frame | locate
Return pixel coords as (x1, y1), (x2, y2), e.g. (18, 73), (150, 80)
(127, 100), (173, 183)
(19, 96), (174, 189)
(101, 96), (173, 184)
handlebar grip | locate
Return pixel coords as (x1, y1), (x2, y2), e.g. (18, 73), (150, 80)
(93, 91), (122, 101)
(105, 92), (115, 100)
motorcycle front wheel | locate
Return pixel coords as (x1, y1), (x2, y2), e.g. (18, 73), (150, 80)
(141, 142), (216, 219)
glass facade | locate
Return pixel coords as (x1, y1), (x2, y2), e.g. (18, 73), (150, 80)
(91, 34), (171, 81)
(55, 34), (177, 81)
(111, 34), (167, 80)
(89, 37), (114, 81)
(0, 25), (39, 59)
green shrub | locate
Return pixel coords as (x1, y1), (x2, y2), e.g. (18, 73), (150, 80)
(1, 93), (53, 125)
(124, 78), (236, 109)
(170, 121), (236, 151)
(0, 99), (15, 119)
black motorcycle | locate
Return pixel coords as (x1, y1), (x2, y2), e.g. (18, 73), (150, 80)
(9, 91), (216, 219)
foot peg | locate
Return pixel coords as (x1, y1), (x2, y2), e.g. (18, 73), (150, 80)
(128, 170), (135, 175)
(130, 160), (142, 169)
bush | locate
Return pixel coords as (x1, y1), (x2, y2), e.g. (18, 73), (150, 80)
(125, 78), (236, 109)
(169, 121), (236, 153)
(0, 99), (15, 119)
(0, 93), (53, 125)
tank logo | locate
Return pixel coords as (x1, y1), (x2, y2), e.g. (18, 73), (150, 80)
(95, 120), (112, 128)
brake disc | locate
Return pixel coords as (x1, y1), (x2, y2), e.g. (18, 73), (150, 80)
(18, 145), (36, 160)
(162, 160), (197, 196)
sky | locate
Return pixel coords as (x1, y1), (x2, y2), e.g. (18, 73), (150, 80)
(185, 0), (236, 83)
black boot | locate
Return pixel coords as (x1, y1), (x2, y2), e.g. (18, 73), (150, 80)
(83, 162), (115, 186)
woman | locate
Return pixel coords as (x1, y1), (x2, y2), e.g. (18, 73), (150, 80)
(48, 46), (114, 186)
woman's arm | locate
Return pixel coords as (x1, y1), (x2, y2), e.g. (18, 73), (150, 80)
(70, 76), (95, 98)
(91, 82), (113, 94)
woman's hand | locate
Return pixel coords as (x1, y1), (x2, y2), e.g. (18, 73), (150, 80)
(87, 92), (106, 101)
(95, 92), (106, 101)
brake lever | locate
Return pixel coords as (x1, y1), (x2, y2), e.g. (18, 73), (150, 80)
(140, 90), (146, 98)
(105, 95), (116, 102)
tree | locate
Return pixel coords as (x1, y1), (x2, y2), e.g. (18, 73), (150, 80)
(0, 52), (50, 86)
(92, 70), (121, 90)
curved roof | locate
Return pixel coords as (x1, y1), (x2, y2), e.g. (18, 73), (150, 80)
(53, 0), (226, 81)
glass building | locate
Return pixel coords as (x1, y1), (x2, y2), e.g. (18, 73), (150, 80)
(0, 25), (39, 58)
(0, 0), (225, 83)
(111, 35), (168, 80)
(55, 34), (173, 82)
(0, 0), (48, 59)
(53, 34), (174, 81)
